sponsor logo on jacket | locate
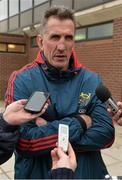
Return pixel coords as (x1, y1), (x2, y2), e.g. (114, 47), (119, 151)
(78, 92), (91, 114)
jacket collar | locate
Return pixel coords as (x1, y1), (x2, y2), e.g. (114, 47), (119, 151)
(35, 48), (82, 68)
(34, 49), (82, 81)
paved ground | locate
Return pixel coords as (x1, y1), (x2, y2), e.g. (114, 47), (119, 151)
(0, 124), (122, 179)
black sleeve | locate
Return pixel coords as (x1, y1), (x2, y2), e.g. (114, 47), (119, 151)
(49, 168), (74, 179)
(0, 113), (19, 164)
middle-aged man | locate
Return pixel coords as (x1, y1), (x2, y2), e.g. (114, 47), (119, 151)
(5, 6), (115, 179)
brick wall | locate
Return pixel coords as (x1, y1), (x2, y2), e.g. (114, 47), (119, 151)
(0, 34), (29, 100)
(75, 18), (122, 101)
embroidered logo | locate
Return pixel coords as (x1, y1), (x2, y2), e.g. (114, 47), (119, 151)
(78, 92), (91, 114)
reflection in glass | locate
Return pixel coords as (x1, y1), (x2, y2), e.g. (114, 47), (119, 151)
(20, 0), (32, 12)
(88, 22), (113, 39)
(8, 44), (25, 53)
(75, 28), (86, 41)
(34, 0), (48, 6)
(0, 0), (8, 21)
(0, 43), (7, 52)
(31, 36), (38, 47)
(9, 0), (19, 17)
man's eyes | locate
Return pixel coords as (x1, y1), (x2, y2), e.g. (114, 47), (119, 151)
(65, 35), (73, 41)
(50, 35), (73, 41)
(50, 35), (60, 40)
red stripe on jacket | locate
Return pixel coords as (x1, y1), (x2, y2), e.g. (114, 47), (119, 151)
(5, 61), (37, 106)
(19, 134), (58, 143)
(18, 143), (56, 151)
(17, 134), (58, 152)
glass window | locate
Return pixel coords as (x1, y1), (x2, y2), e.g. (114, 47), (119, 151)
(0, 0), (8, 21)
(20, 0), (32, 12)
(51, 0), (72, 9)
(88, 22), (113, 39)
(0, 43), (7, 52)
(31, 37), (38, 47)
(75, 28), (86, 41)
(34, 0), (48, 6)
(8, 44), (25, 53)
(9, 0), (19, 17)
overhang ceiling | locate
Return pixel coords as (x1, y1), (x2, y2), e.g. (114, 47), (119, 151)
(75, 0), (122, 27)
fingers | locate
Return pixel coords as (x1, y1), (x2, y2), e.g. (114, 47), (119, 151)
(107, 108), (114, 117)
(57, 147), (67, 158)
(35, 117), (47, 126)
(17, 99), (28, 105)
(67, 143), (76, 159)
(51, 148), (59, 163)
(113, 109), (122, 121)
(67, 143), (77, 171)
(117, 101), (122, 108)
(51, 149), (57, 159)
(117, 118), (122, 126)
(41, 103), (48, 113)
(35, 102), (49, 116)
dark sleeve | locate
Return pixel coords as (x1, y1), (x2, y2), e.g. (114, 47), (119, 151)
(49, 168), (74, 179)
(72, 96), (115, 152)
(71, 74), (115, 152)
(16, 117), (83, 157)
(0, 113), (19, 164)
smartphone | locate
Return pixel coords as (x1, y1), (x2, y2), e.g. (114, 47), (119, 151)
(24, 91), (50, 113)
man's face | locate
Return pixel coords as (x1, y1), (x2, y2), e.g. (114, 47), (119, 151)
(38, 17), (75, 71)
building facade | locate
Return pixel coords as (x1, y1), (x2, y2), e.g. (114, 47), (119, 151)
(0, 0), (122, 101)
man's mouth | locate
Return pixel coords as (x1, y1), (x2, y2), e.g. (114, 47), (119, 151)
(54, 55), (66, 60)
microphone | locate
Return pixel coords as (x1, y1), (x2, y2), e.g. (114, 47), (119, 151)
(95, 84), (118, 114)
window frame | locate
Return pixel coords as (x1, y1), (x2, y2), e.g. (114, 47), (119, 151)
(0, 42), (26, 54)
(75, 21), (113, 42)
(0, 42), (7, 52)
(31, 36), (38, 48)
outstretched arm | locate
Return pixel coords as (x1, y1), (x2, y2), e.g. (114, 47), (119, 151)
(0, 99), (48, 164)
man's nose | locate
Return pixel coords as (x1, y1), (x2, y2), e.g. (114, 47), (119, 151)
(57, 39), (66, 51)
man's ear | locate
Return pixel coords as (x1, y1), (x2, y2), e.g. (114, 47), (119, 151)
(36, 35), (43, 50)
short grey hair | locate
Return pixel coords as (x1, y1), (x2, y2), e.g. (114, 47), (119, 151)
(41, 6), (75, 33)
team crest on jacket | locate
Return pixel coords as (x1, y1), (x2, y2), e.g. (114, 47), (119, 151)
(78, 92), (91, 114)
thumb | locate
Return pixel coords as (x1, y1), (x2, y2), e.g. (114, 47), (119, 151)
(18, 99), (28, 105)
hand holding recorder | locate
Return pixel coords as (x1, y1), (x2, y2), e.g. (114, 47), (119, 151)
(51, 143), (77, 172)
(110, 101), (122, 126)
(96, 84), (122, 126)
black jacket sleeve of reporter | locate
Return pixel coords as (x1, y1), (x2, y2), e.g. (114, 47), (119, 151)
(0, 113), (19, 165)
(49, 168), (74, 179)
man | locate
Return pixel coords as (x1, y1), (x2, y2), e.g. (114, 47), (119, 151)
(50, 143), (77, 179)
(5, 6), (114, 179)
(0, 99), (48, 165)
